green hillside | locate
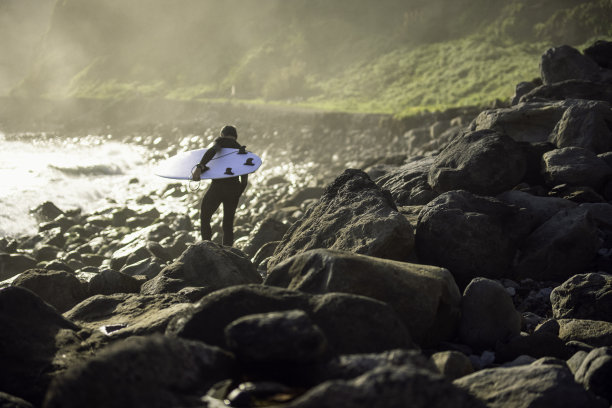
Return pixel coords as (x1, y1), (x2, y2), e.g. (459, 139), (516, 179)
(12, 0), (612, 116)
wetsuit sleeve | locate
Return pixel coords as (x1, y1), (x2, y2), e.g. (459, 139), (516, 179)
(198, 142), (220, 167)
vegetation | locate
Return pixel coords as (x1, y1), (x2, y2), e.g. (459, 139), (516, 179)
(9, 0), (612, 116)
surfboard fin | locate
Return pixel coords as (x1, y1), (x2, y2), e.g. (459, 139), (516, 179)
(244, 158), (254, 166)
(224, 168), (235, 175)
(238, 146), (247, 155)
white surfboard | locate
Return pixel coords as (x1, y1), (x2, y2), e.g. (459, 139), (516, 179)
(155, 147), (262, 180)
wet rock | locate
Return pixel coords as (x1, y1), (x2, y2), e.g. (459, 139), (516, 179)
(109, 239), (155, 271)
(30, 201), (64, 222)
(573, 347), (612, 403)
(430, 351), (474, 381)
(111, 207), (137, 227)
(519, 80), (612, 105)
(551, 272), (612, 323)
(285, 365), (485, 408)
(43, 334), (235, 408)
(120, 257), (163, 279)
(225, 310), (327, 363)
(0, 392), (34, 408)
(454, 359), (607, 408)
(585, 40), (612, 69)
(141, 241), (260, 295)
(557, 319), (612, 348)
(459, 278), (522, 350)
(265, 249), (461, 346)
(268, 169), (415, 269)
(88, 269), (142, 296)
(12, 269), (87, 313)
(0, 253), (38, 281)
(540, 45), (604, 85)
(416, 190), (530, 287)
(514, 207), (600, 282)
(542, 147), (612, 189)
(0, 286), (78, 406)
(43, 260), (74, 274)
(65, 293), (191, 338)
(242, 216), (290, 257)
(496, 190), (576, 228)
(428, 129), (527, 196)
(168, 284), (414, 356)
(374, 156), (438, 206)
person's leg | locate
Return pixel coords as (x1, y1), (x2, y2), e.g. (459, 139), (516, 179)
(200, 186), (222, 241)
(220, 186), (242, 246)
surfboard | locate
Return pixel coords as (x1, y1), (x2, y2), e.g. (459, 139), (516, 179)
(154, 147), (262, 180)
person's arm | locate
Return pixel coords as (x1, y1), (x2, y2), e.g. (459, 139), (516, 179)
(240, 174), (248, 191)
(191, 143), (220, 181)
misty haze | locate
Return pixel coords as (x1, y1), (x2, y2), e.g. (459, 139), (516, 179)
(1, 1), (612, 407)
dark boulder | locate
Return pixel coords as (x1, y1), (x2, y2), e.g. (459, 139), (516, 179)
(543, 147), (612, 190)
(29, 201), (64, 222)
(428, 129), (526, 196)
(584, 40), (612, 69)
(110, 239), (155, 271)
(0, 392), (34, 408)
(540, 45), (604, 85)
(430, 351), (474, 381)
(140, 241), (260, 295)
(573, 347), (612, 403)
(12, 269), (87, 313)
(519, 80), (612, 105)
(551, 272), (612, 323)
(374, 156), (438, 206)
(549, 100), (612, 154)
(496, 190), (576, 229)
(242, 216), (290, 257)
(88, 269), (142, 296)
(265, 249), (461, 346)
(268, 169), (415, 269)
(0, 253), (37, 281)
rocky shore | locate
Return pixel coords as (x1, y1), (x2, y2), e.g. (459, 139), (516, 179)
(2, 41), (612, 408)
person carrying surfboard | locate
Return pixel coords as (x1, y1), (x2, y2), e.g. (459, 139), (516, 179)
(191, 125), (248, 245)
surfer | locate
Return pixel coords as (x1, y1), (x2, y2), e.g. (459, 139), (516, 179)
(192, 125), (248, 246)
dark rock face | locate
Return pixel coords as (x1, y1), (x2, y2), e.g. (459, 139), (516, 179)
(168, 284), (414, 356)
(496, 190), (576, 228)
(268, 169), (415, 269)
(542, 147), (612, 189)
(513, 207), (600, 282)
(140, 241), (261, 295)
(519, 80), (612, 105)
(574, 347), (612, 404)
(374, 156), (438, 206)
(540, 45), (604, 85)
(585, 40), (612, 69)
(428, 129), (527, 196)
(264, 249), (461, 346)
(549, 100), (612, 154)
(416, 190), (530, 287)
(88, 269), (142, 296)
(551, 273), (612, 322)
(0, 253), (37, 281)
(458, 278), (522, 350)
(43, 334), (235, 408)
(454, 360), (608, 408)
(242, 216), (290, 257)
(225, 309), (328, 363)
(12, 269), (87, 313)
(0, 286), (78, 406)
(29, 201), (64, 222)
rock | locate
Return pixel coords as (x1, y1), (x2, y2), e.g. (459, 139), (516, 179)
(548, 184), (606, 204)
(43, 334), (235, 408)
(375, 156), (438, 206)
(542, 147), (612, 189)
(168, 284), (414, 356)
(268, 169), (415, 269)
(12, 269), (87, 313)
(120, 257), (163, 279)
(146, 223), (174, 242)
(242, 216), (290, 257)
(513, 207), (600, 282)
(159, 231), (195, 260)
(518, 141), (555, 185)
(540, 45), (604, 85)
(428, 129), (527, 195)
(110, 240), (154, 271)
(65, 293), (190, 338)
(458, 278), (522, 350)
(585, 40), (612, 69)
(416, 190), (530, 287)
(573, 347), (612, 403)
(496, 190), (576, 228)
(141, 241), (260, 295)
(252, 241), (279, 269)
(470, 101), (571, 143)
(557, 319), (612, 348)
(88, 269), (142, 296)
(519, 80), (612, 105)
(285, 365), (485, 408)
(430, 351), (474, 381)
(551, 272), (612, 323)
(566, 350), (588, 375)
(0, 253), (38, 281)
(265, 249), (461, 346)
(496, 331), (571, 362)
(0, 392), (34, 408)
(225, 309), (327, 363)
(0, 286), (78, 406)
(29, 201), (64, 222)
(511, 81), (538, 105)
(454, 359), (608, 408)
(548, 100), (612, 154)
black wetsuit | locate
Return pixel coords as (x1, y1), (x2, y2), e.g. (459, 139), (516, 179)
(198, 136), (247, 245)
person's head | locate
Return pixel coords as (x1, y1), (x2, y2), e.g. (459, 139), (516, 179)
(220, 125), (238, 139)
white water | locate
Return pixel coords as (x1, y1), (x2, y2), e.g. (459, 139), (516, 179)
(0, 133), (172, 237)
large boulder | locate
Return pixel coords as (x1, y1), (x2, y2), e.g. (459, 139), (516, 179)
(29, 201), (64, 222)
(513, 207), (600, 282)
(0, 287), (79, 406)
(551, 272), (612, 322)
(0, 253), (37, 281)
(43, 334), (235, 408)
(557, 319), (612, 348)
(548, 100), (612, 154)
(454, 359), (608, 408)
(540, 45), (604, 85)
(428, 129), (527, 196)
(497, 190), (576, 229)
(519, 80), (612, 105)
(88, 269), (142, 296)
(542, 147), (612, 190)
(416, 190), (530, 287)
(242, 216), (290, 257)
(264, 249), (461, 346)
(167, 284), (415, 356)
(585, 40), (612, 70)
(573, 347), (612, 404)
(458, 278), (522, 350)
(65, 293), (191, 338)
(12, 269), (87, 313)
(374, 156), (438, 206)
(267, 169), (415, 269)
(140, 241), (261, 295)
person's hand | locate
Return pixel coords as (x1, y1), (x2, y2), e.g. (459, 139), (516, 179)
(191, 166), (202, 181)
